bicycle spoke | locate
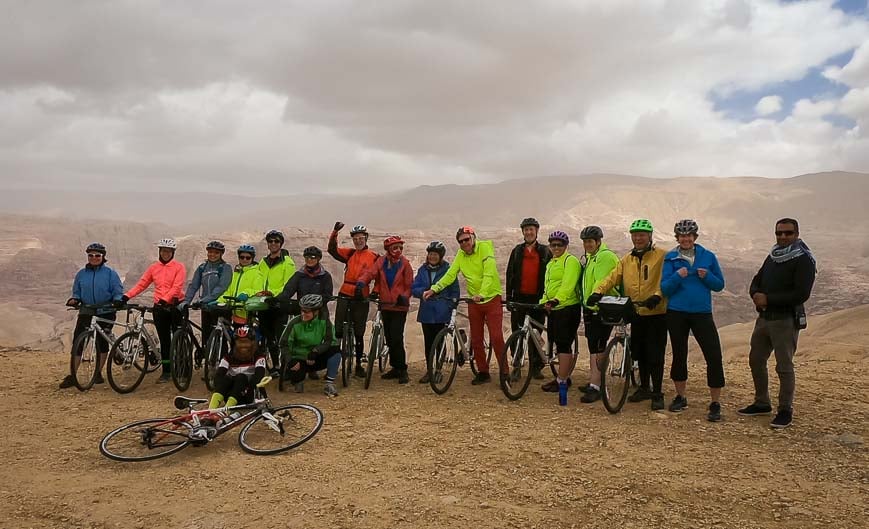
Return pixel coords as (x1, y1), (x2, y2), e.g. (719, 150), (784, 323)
(100, 418), (192, 462)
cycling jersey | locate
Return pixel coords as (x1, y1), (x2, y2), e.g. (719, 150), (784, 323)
(219, 264), (264, 322)
(540, 252), (581, 309)
(125, 260), (186, 304)
(580, 243), (620, 312)
(258, 250), (296, 295)
(595, 247), (667, 316)
(327, 231), (379, 297)
(185, 260), (232, 304)
(431, 239), (502, 302)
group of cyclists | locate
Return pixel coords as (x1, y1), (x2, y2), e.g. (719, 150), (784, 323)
(62, 215), (814, 428)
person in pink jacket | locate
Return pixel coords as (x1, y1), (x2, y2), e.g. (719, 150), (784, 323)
(122, 238), (187, 383)
(356, 235), (414, 384)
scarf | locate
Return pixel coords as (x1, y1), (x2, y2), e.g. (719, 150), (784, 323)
(303, 264), (322, 278)
(770, 239), (816, 269)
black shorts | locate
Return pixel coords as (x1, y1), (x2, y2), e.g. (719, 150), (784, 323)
(583, 310), (613, 354)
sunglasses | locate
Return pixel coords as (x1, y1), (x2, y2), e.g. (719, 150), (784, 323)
(267, 239), (281, 244)
(548, 242), (565, 248)
(458, 238), (472, 244)
(775, 230), (795, 236)
(87, 253), (103, 258)
(238, 255), (253, 261)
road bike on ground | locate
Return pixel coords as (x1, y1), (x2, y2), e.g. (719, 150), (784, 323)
(596, 296), (642, 414)
(106, 304), (163, 394)
(426, 297), (493, 395)
(99, 377), (323, 461)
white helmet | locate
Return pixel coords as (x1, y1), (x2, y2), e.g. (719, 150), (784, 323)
(156, 238), (177, 249)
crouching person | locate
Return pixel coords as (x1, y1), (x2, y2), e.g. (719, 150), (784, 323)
(280, 294), (341, 397)
(209, 324), (267, 412)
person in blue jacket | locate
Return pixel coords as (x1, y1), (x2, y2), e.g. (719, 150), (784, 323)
(180, 240), (233, 365)
(61, 242), (125, 388)
(411, 241), (460, 384)
(661, 220), (726, 422)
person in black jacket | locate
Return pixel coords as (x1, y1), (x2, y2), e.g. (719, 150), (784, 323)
(276, 246), (334, 321)
(505, 217), (552, 382)
(738, 218), (816, 429)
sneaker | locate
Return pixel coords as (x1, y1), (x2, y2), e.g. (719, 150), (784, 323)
(354, 364), (366, 378)
(770, 409), (793, 429)
(93, 373), (105, 385)
(323, 382), (339, 397)
(307, 371), (320, 380)
(418, 373), (431, 384)
(59, 375), (76, 389)
(651, 393), (665, 411)
(471, 373), (492, 385)
(707, 402), (722, 422)
(577, 383), (590, 394)
(398, 370), (409, 384)
(668, 395), (688, 413)
(381, 369), (400, 380)
(293, 381), (304, 393)
(542, 378), (571, 392)
(580, 387), (601, 403)
(156, 372), (171, 384)
(530, 367), (545, 380)
(628, 387), (652, 402)
(736, 403), (773, 416)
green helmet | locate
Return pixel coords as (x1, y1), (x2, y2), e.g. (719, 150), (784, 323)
(629, 219), (654, 233)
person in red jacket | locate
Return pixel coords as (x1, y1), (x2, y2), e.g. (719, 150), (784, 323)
(122, 238), (187, 383)
(357, 235), (414, 384)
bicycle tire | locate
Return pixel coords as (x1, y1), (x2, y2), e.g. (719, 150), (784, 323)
(427, 327), (458, 395)
(468, 339), (494, 376)
(170, 327), (194, 391)
(340, 326), (354, 388)
(203, 330), (227, 392)
(107, 332), (149, 394)
(501, 331), (534, 401)
(364, 327), (381, 390)
(100, 417), (193, 462)
(238, 404), (324, 455)
(70, 331), (98, 391)
(600, 336), (630, 414)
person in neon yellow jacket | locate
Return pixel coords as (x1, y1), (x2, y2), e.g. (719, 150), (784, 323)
(219, 244), (265, 325)
(423, 226), (506, 385)
(538, 230), (582, 404)
(256, 229), (297, 376)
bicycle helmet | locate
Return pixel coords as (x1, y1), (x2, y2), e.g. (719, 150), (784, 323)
(156, 238), (177, 249)
(237, 243), (256, 257)
(302, 245), (323, 259)
(349, 225), (368, 236)
(455, 226), (476, 241)
(520, 217), (540, 229)
(85, 242), (106, 255)
(383, 235), (405, 249)
(205, 240), (225, 252)
(629, 219), (654, 233)
(548, 230), (570, 244)
(674, 219), (699, 235)
(426, 240), (446, 257)
(235, 325), (252, 339)
(580, 225), (604, 240)
(299, 294), (324, 311)
(264, 229), (284, 244)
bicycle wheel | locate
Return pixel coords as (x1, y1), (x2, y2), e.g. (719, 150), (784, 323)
(501, 331), (534, 400)
(340, 327), (354, 387)
(107, 332), (148, 394)
(239, 404), (324, 455)
(70, 331), (98, 391)
(600, 336), (630, 414)
(100, 417), (193, 462)
(427, 327), (458, 395)
(170, 328), (194, 391)
(364, 328), (381, 390)
(203, 330), (227, 392)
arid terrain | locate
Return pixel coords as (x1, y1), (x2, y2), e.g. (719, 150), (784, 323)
(2, 305), (867, 529)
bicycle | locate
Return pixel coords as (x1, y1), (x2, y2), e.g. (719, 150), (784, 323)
(99, 377), (323, 461)
(169, 305), (205, 391)
(426, 297), (493, 395)
(106, 304), (163, 394)
(334, 294), (360, 387)
(363, 297), (394, 390)
(500, 301), (558, 400)
(201, 298), (246, 392)
(67, 303), (132, 391)
(596, 296), (642, 414)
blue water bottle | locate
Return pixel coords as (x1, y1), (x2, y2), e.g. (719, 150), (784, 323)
(558, 380), (568, 406)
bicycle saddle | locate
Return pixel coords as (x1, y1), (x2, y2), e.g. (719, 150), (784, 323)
(173, 396), (209, 410)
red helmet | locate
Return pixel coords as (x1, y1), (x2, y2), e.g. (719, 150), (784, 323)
(455, 226), (475, 241)
(383, 235), (405, 249)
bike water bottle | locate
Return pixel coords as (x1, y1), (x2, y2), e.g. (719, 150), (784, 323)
(558, 380), (568, 406)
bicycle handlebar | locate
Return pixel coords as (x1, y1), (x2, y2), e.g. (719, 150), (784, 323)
(506, 301), (544, 310)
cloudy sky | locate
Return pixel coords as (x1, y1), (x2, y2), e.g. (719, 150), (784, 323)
(2, 0), (868, 195)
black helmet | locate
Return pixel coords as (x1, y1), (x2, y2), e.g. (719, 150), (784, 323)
(265, 229), (284, 244)
(674, 219), (699, 235)
(303, 246), (322, 259)
(86, 242), (107, 255)
(520, 217), (540, 229)
(580, 226), (604, 240)
(426, 240), (446, 257)
(299, 294), (323, 310)
(205, 240), (225, 252)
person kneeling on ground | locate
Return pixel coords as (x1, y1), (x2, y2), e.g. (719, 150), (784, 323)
(280, 294), (341, 397)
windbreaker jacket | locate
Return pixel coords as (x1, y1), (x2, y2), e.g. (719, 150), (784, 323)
(357, 255), (414, 312)
(185, 260), (232, 304)
(412, 261), (460, 323)
(540, 252), (581, 310)
(71, 264), (124, 314)
(281, 317), (337, 361)
(580, 244), (621, 312)
(328, 231), (379, 297)
(258, 250), (296, 295)
(431, 240), (502, 302)
(125, 260), (187, 304)
(661, 244), (725, 314)
(594, 247), (667, 316)
(219, 264), (264, 321)
(505, 241), (551, 301)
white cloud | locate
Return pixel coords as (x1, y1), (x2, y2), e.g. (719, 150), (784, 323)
(755, 95), (783, 115)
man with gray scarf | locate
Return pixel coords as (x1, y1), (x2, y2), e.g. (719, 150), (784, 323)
(738, 218), (816, 428)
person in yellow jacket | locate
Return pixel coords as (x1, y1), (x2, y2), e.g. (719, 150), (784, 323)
(257, 229), (297, 376)
(538, 230), (582, 405)
(588, 219), (669, 410)
(423, 226), (506, 385)
(219, 244), (265, 325)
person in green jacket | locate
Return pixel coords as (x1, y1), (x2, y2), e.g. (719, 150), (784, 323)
(279, 294), (341, 397)
(423, 226), (506, 385)
(576, 225), (621, 403)
(539, 230), (582, 405)
(219, 244), (264, 325)
(257, 229), (297, 376)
